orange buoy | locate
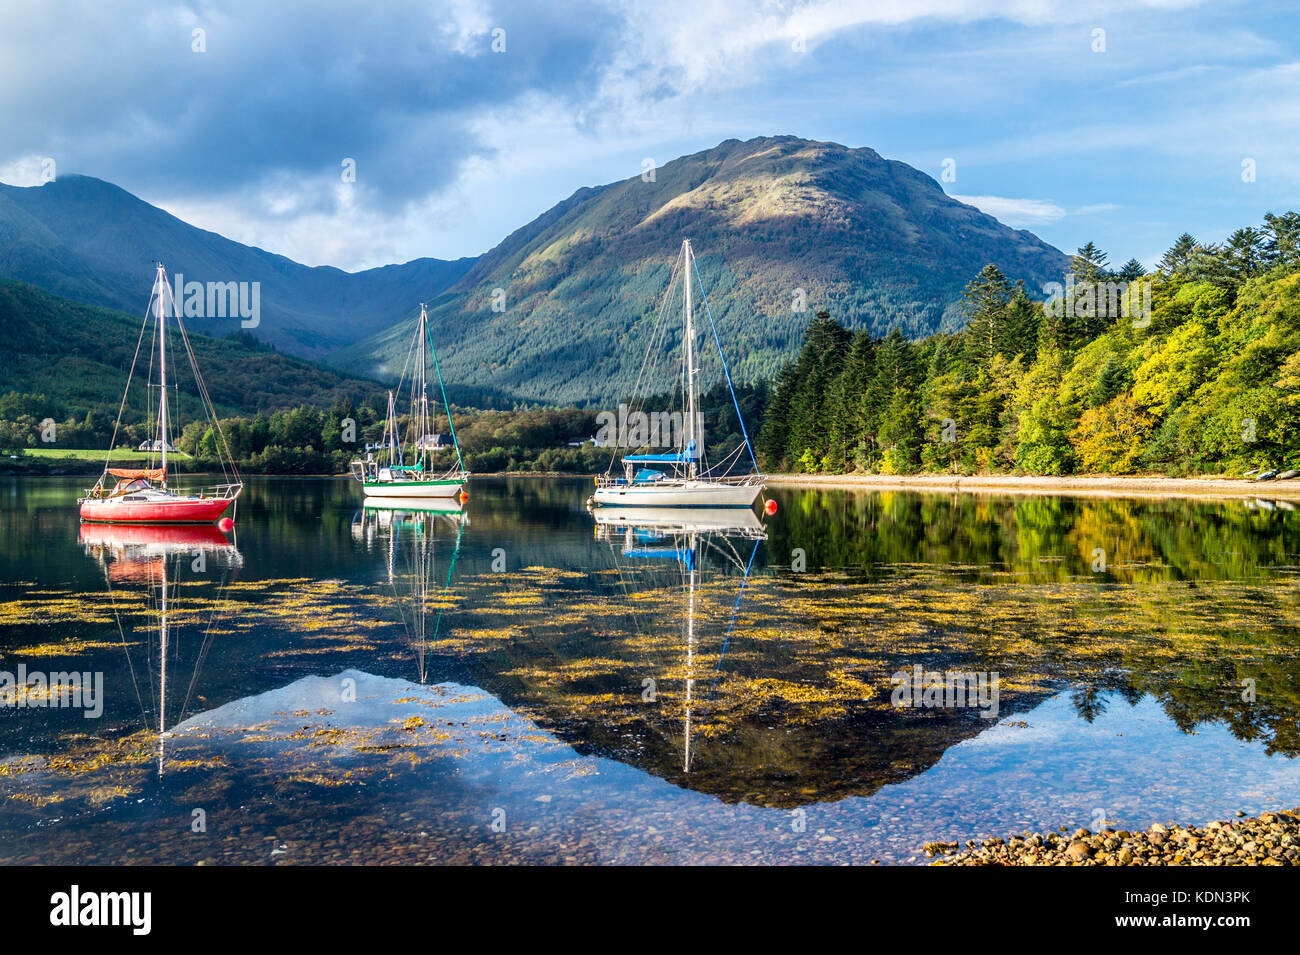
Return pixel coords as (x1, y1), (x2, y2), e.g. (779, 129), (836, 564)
(458, 491), (469, 504)
(763, 498), (778, 516)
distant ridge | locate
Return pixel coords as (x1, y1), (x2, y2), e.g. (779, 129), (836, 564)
(333, 135), (1070, 404)
(0, 175), (475, 358)
(0, 138), (1069, 405)
(0, 277), (386, 417)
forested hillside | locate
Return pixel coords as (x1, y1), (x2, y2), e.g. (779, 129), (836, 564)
(759, 214), (1300, 476)
(334, 135), (1068, 403)
(0, 277), (388, 453)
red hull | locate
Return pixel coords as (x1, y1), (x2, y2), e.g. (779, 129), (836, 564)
(79, 497), (234, 525)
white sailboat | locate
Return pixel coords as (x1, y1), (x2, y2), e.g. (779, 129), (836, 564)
(590, 240), (763, 508)
(350, 304), (468, 499)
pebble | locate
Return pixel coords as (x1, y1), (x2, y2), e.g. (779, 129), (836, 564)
(929, 807), (1300, 866)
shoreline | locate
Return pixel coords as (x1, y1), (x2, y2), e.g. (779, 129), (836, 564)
(763, 472), (1300, 502)
(8, 467), (1300, 502)
(926, 807), (1300, 866)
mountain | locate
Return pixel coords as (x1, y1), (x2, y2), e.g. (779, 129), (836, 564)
(0, 277), (385, 418)
(333, 136), (1070, 405)
(0, 176), (475, 358)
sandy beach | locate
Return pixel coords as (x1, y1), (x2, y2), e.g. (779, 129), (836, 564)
(763, 472), (1300, 502)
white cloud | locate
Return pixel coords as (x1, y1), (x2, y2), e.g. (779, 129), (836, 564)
(602, 0), (1208, 102)
(0, 0), (1276, 271)
(949, 195), (1120, 227)
(0, 153), (54, 187)
(949, 195), (1066, 226)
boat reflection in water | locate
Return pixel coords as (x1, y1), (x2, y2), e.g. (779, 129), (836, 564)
(79, 522), (243, 774)
(593, 506), (765, 772)
(352, 497), (467, 683)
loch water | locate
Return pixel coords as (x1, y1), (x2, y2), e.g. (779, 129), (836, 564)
(2, 476), (1299, 864)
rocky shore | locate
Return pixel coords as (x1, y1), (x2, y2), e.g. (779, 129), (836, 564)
(926, 809), (1300, 865)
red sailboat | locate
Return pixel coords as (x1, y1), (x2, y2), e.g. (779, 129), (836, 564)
(79, 264), (242, 525)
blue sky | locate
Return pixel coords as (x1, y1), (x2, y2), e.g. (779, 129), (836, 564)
(1, 0), (1296, 271)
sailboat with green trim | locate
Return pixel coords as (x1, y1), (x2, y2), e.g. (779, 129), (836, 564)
(350, 304), (468, 499)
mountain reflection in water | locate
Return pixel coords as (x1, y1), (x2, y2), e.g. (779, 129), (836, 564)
(0, 476), (1298, 864)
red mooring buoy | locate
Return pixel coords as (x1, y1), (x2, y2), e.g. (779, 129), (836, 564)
(217, 517), (235, 533)
(763, 498), (778, 516)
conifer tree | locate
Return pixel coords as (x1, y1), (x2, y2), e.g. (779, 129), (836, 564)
(1090, 354), (1128, 408)
(1003, 285), (1040, 364)
(1117, 258), (1147, 281)
(959, 264), (1012, 375)
(1158, 234), (1198, 274)
(1263, 212), (1300, 267)
(1070, 242), (1111, 284)
(785, 311), (851, 466)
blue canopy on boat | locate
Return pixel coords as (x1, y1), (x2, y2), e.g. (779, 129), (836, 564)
(625, 440), (698, 463)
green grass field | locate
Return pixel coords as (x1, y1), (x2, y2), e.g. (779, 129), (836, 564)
(20, 447), (193, 462)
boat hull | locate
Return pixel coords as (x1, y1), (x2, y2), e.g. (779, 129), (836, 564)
(361, 479), (465, 499)
(79, 496), (234, 525)
(591, 481), (763, 508)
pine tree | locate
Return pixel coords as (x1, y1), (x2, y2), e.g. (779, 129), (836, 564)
(1070, 242), (1111, 285)
(1262, 212), (1300, 267)
(1003, 285), (1040, 364)
(959, 264), (1012, 375)
(1090, 354), (1128, 408)
(1116, 258), (1146, 281)
(1224, 227), (1266, 278)
(877, 385), (923, 473)
(781, 311), (851, 469)
(827, 330), (875, 469)
(757, 363), (796, 470)
(1158, 234), (1198, 274)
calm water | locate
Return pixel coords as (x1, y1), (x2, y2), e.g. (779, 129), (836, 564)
(2, 476), (1300, 865)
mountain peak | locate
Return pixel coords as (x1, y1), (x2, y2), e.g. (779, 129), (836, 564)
(1, 173), (134, 202)
(336, 135), (1069, 404)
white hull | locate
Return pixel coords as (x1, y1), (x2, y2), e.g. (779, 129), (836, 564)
(362, 480), (464, 499)
(591, 481), (762, 508)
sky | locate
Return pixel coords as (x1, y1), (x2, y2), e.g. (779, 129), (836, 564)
(1, 0), (1296, 272)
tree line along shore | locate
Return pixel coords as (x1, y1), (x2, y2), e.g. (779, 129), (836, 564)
(3, 213), (1298, 483)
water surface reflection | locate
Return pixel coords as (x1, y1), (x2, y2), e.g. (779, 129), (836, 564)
(1, 477), (1298, 864)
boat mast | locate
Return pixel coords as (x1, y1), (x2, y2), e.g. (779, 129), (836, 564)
(156, 263), (169, 485)
(683, 241), (697, 481)
(418, 304), (430, 468)
(386, 391), (398, 467)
